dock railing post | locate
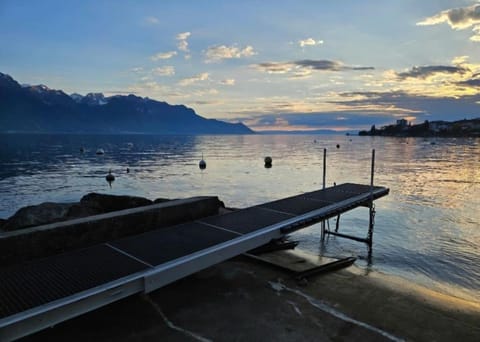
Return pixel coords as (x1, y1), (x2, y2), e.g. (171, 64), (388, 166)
(321, 148), (327, 240)
(367, 149), (375, 248)
(322, 148), (326, 190)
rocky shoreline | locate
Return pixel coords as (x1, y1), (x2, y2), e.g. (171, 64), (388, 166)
(0, 193), (169, 232)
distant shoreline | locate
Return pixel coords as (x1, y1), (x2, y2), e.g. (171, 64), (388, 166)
(359, 118), (480, 138)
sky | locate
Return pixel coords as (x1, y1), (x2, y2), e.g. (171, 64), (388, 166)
(1, 0), (480, 132)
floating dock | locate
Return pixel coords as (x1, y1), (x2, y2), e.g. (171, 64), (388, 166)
(0, 182), (389, 340)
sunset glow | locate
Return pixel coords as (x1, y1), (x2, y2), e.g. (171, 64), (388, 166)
(1, 1), (479, 131)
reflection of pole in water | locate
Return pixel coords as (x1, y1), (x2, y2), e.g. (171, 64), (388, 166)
(106, 169), (115, 188)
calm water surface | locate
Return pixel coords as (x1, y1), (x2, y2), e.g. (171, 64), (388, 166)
(0, 134), (479, 303)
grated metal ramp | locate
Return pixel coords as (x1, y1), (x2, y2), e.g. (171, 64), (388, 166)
(110, 222), (239, 266)
(199, 207), (294, 234)
(0, 245), (149, 320)
(0, 183), (389, 341)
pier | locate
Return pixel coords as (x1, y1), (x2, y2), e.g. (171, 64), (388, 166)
(0, 151), (389, 341)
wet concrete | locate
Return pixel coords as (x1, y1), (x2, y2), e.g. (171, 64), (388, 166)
(20, 250), (480, 342)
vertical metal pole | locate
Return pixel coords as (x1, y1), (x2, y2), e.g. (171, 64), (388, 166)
(322, 148), (326, 190)
(321, 148), (326, 240)
(367, 149), (375, 248)
(370, 149), (375, 191)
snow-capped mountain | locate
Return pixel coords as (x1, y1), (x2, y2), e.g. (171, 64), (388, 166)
(0, 72), (253, 134)
(81, 93), (108, 106)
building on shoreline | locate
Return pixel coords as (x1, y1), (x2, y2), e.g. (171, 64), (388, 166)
(359, 118), (480, 137)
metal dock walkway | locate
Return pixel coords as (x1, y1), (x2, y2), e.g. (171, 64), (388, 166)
(0, 183), (389, 341)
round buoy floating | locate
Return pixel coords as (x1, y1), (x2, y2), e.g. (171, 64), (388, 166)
(106, 169), (115, 187)
(199, 154), (206, 170)
(126, 167), (130, 173)
(80, 147), (85, 153)
(264, 156), (272, 168)
(336, 144), (340, 149)
(96, 148), (105, 155)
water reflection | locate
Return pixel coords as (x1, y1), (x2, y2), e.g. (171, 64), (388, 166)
(0, 133), (479, 302)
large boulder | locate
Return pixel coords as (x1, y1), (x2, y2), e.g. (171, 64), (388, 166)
(1, 202), (75, 231)
(2, 193), (158, 231)
(70, 193), (153, 216)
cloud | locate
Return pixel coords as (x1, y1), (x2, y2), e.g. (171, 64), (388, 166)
(254, 62), (293, 74)
(192, 100), (222, 105)
(298, 38), (324, 47)
(144, 16), (159, 25)
(204, 45), (257, 63)
(176, 32), (191, 40)
(396, 65), (469, 79)
(176, 32), (191, 52)
(417, 4), (480, 41)
(131, 67), (144, 73)
(456, 76), (480, 87)
(254, 59), (374, 75)
(152, 66), (175, 76)
(298, 59), (373, 71)
(220, 78), (235, 85)
(472, 24), (480, 41)
(151, 51), (177, 61)
(452, 55), (470, 65)
(290, 69), (313, 79)
(178, 72), (209, 86)
(331, 90), (480, 122)
(104, 90), (139, 95)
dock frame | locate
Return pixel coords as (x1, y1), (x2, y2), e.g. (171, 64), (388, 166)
(320, 149), (378, 253)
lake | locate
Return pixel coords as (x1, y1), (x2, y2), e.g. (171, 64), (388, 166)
(0, 133), (479, 303)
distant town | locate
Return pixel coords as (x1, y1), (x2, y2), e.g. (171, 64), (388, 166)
(359, 118), (480, 137)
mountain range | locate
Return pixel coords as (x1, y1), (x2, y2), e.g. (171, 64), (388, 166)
(0, 72), (253, 134)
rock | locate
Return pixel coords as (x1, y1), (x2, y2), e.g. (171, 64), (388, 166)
(3, 193), (160, 231)
(2, 202), (75, 231)
(71, 193), (154, 216)
(153, 198), (170, 204)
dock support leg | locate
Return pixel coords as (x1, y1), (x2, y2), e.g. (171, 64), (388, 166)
(335, 214), (340, 232)
(367, 203), (375, 249)
(320, 148), (327, 242)
(321, 220), (326, 241)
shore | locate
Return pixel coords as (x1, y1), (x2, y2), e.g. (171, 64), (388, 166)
(21, 249), (480, 342)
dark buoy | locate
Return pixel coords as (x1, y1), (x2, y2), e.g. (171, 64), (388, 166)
(199, 154), (206, 170)
(126, 167), (130, 173)
(80, 147), (85, 153)
(96, 148), (105, 155)
(264, 156), (272, 168)
(336, 144), (340, 149)
(106, 169), (115, 187)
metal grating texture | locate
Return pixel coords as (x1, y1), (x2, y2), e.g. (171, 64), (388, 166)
(303, 187), (360, 203)
(0, 245), (149, 319)
(259, 196), (331, 215)
(330, 183), (385, 194)
(199, 207), (293, 234)
(111, 222), (238, 266)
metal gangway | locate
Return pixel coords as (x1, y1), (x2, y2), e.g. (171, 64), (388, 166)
(0, 151), (389, 341)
